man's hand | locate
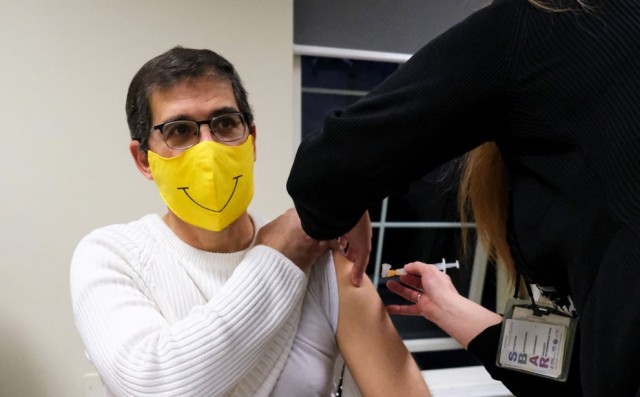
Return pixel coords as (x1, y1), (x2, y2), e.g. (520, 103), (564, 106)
(256, 208), (328, 274)
(338, 212), (372, 287)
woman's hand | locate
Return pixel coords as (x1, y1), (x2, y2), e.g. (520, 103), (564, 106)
(386, 261), (502, 348)
(337, 211), (372, 287)
(386, 261), (460, 320)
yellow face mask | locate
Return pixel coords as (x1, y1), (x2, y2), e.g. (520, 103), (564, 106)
(147, 136), (254, 232)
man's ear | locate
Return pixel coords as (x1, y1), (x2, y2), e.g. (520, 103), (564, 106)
(129, 140), (153, 180)
(249, 124), (257, 161)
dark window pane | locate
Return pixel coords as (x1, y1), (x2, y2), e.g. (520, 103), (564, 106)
(301, 56), (400, 91)
(301, 92), (360, 138)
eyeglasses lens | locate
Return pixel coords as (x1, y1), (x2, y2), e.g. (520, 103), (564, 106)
(163, 121), (199, 150)
(211, 113), (246, 142)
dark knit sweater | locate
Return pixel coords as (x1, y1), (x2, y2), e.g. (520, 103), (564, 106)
(287, 0), (640, 395)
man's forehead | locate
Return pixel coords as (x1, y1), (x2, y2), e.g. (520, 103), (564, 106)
(151, 76), (232, 99)
(149, 77), (237, 121)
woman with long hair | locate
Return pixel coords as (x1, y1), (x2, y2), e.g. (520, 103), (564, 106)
(287, 0), (640, 395)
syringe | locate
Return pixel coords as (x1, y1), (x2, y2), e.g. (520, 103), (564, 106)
(435, 258), (460, 273)
(381, 258), (460, 278)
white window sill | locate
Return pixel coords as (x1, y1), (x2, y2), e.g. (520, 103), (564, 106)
(422, 366), (513, 397)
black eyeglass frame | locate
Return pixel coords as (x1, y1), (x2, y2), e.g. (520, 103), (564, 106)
(151, 111), (249, 150)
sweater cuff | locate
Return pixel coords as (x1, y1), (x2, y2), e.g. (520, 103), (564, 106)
(201, 244), (309, 329)
(467, 322), (503, 363)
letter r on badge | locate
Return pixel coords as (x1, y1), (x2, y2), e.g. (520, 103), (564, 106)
(539, 357), (550, 368)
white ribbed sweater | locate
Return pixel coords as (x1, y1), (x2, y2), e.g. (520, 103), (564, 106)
(70, 214), (338, 396)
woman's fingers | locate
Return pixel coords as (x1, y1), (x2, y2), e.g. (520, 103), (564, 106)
(386, 303), (422, 316)
(397, 273), (423, 290)
(386, 281), (423, 302)
(386, 279), (423, 317)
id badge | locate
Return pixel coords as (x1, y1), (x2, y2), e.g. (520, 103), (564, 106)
(496, 299), (577, 381)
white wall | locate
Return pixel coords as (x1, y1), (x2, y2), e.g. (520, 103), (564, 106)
(0, 1), (294, 395)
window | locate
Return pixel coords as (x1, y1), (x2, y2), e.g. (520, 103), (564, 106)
(296, 48), (502, 370)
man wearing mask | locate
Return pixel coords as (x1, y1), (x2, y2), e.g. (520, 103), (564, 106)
(70, 46), (427, 397)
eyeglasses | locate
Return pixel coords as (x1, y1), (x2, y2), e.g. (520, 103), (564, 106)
(151, 112), (248, 150)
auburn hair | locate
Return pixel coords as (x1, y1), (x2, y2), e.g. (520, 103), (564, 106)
(458, 143), (516, 283)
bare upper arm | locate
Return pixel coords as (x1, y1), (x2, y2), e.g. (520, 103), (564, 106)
(333, 251), (431, 397)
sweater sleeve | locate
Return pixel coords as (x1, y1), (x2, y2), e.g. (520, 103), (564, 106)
(70, 232), (308, 397)
(287, 0), (523, 240)
(467, 323), (582, 396)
